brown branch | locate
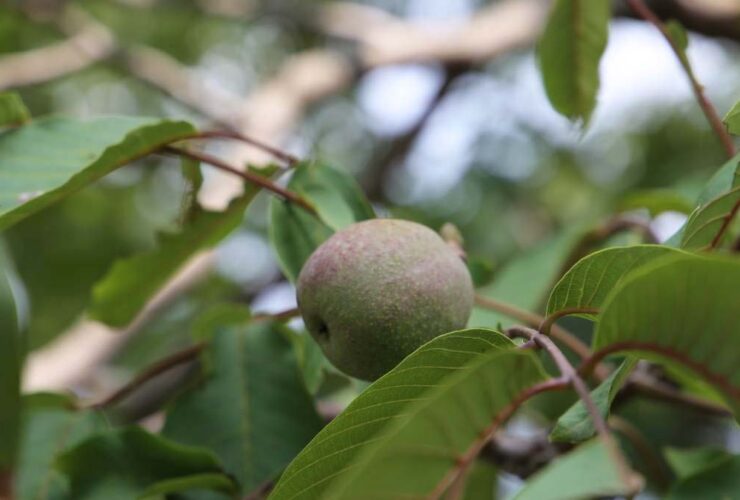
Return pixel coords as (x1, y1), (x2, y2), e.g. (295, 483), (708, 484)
(627, 0), (735, 158)
(539, 307), (600, 337)
(84, 307), (301, 411)
(507, 326), (642, 494)
(580, 340), (740, 401)
(429, 377), (570, 499)
(615, 0), (740, 45)
(473, 294), (610, 379)
(164, 146), (317, 214)
(192, 130), (301, 167)
(626, 371), (732, 417)
(707, 198), (740, 250)
(87, 343), (206, 409)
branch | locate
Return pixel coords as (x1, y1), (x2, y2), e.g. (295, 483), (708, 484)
(707, 198), (740, 250)
(163, 146), (317, 214)
(627, 0), (735, 158)
(85, 307), (301, 413)
(0, 7), (116, 90)
(191, 130), (300, 167)
(615, 0), (740, 43)
(321, 0), (549, 67)
(87, 343), (205, 410)
(473, 294), (610, 379)
(539, 307), (600, 337)
(429, 377), (570, 499)
(580, 341), (740, 401)
(507, 326), (641, 494)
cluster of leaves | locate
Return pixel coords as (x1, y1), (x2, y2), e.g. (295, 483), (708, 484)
(1, 1), (740, 499)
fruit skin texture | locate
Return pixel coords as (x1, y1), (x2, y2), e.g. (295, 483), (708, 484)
(296, 219), (474, 381)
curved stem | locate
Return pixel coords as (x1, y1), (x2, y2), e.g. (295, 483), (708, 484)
(707, 198), (740, 250)
(87, 342), (206, 409)
(507, 326), (642, 494)
(189, 130), (300, 166)
(628, 0), (735, 158)
(539, 307), (600, 337)
(165, 146), (317, 214)
(429, 377), (570, 499)
(580, 341), (740, 401)
(88, 308), (300, 410)
(473, 294), (609, 379)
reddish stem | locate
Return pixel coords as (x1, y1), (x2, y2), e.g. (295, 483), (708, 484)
(164, 146), (317, 214)
(708, 198), (740, 249)
(190, 130), (300, 166)
(628, 0), (735, 158)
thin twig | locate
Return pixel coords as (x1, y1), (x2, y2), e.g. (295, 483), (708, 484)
(473, 294), (610, 379)
(707, 198), (740, 250)
(539, 307), (600, 337)
(507, 326), (642, 494)
(428, 377), (570, 499)
(164, 146), (317, 214)
(192, 130), (301, 167)
(87, 343), (206, 409)
(626, 371), (731, 417)
(627, 0), (735, 158)
(579, 341), (740, 401)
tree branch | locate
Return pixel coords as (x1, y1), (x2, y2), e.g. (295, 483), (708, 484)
(507, 326), (642, 494)
(627, 0), (736, 158)
(473, 294), (610, 379)
(163, 146), (317, 214)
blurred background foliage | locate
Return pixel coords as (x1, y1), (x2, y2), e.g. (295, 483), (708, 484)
(2, 0), (739, 488)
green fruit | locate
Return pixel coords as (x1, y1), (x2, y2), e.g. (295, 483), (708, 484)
(296, 219), (474, 381)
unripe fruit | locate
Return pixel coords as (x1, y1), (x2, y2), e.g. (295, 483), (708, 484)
(296, 219), (474, 381)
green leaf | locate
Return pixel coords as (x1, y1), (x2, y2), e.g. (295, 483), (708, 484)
(513, 439), (635, 500)
(470, 229), (582, 328)
(697, 154), (740, 206)
(269, 161), (373, 282)
(0, 116), (195, 231)
(724, 100), (740, 136)
(322, 349), (548, 499)
(56, 427), (236, 500)
(162, 321), (323, 494)
(593, 254), (740, 416)
(89, 168), (272, 327)
(269, 329), (522, 499)
(681, 185), (740, 249)
(290, 161), (375, 231)
(550, 358), (636, 443)
(664, 446), (731, 479)
(619, 189), (694, 216)
(0, 247), (21, 471)
(537, 0), (611, 123)
(665, 154), (739, 246)
(0, 92), (30, 127)
(546, 245), (686, 317)
(15, 393), (108, 500)
(667, 454), (740, 500)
